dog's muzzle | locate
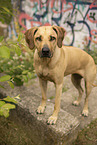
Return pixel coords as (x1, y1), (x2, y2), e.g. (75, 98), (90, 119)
(40, 46), (52, 58)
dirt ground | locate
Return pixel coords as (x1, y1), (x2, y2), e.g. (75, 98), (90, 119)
(0, 116), (34, 145)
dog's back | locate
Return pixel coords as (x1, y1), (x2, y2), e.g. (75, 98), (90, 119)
(62, 46), (96, 77)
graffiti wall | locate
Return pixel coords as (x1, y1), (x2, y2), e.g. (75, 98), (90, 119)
(12, 0), (97, 49)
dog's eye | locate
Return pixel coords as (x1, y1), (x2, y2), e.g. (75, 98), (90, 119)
(50, 36), (56, 41)
(36, 36), (42, 41)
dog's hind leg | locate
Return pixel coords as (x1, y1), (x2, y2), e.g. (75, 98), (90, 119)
(82, 64), (96, 116)
(71, 74), (84, 106)
(37, 78), (47, 114)
(82, 81), (92, 116)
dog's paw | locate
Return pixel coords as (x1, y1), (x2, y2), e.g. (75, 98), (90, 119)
(36, 106), (46, 114)
(72, 100), (80, 106)
(82, 109), (88, 117)
(47, 116), (57, 125)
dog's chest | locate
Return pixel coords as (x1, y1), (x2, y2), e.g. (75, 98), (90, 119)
(39, 65), (49, 76)
(36, 65), (53, 81)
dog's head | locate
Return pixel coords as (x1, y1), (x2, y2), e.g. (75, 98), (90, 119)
(25, 26), (65, 58)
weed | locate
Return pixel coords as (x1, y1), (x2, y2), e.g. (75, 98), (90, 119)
(62, 85), (69, 93)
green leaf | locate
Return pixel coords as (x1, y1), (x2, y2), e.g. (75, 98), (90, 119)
(0, 101), (6, 107)
(2, 7), (14, 16)
(14, 95), (21, 100)
(22, 70), (29, 75)
(0, 75), (11, 82)
(0, 46), (10, 58)
(3, 109), (9, 118)
(3, 96), (17, 104)
(28, 72), (32, 79)
(2, 103), (16, 110)
(0, 107), (10, 118)
(17, 33), (23, 42)
(7, 81), (14, 89)
(0, 103), (10, 117)
(0, 19), (5, 24)
(23, 75), (28, 83)
(0, 108), (4, 116)
(14, 44), (21, 56)
(0, 36), (4, 42)
(13, 77), (23, 86)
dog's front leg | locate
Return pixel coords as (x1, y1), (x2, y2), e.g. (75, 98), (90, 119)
(47, 83), (63, 125)
(37, 78), (47, 114)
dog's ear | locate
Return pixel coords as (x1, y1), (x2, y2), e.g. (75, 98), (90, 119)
(52, 26), (65, 48)
(24, 27), (38, 50)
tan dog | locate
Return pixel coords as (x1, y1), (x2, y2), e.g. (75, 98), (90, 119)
(25, 26), (96, 125)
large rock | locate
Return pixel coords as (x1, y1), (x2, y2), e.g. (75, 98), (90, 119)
(0, 79), (79, 145)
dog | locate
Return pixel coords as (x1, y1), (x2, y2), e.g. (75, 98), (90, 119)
(25, 26), (96, 125)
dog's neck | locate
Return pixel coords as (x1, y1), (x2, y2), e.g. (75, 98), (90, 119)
(49, 46), (61, 68)
(40, 57), (52, 65)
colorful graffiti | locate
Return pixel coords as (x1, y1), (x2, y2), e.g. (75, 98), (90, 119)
(11, 0), (97, 49)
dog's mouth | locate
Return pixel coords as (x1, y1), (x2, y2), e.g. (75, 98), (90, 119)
(40, 52), (52, 58)
(39, 52), (52, 58)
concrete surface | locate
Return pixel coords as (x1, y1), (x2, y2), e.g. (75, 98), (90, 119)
(0, 72), (97, 145)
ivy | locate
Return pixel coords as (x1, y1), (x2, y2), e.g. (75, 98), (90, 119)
(0, 96), (19, 118)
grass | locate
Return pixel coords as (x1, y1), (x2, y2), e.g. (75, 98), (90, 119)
(73, 119), (97, 145)
(84, 49), (97, 65)
(49, 96), (55, 100)
(62, 85), (69, 93)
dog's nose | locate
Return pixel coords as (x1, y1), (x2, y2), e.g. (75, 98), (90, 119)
(42, 47), (50, 55)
